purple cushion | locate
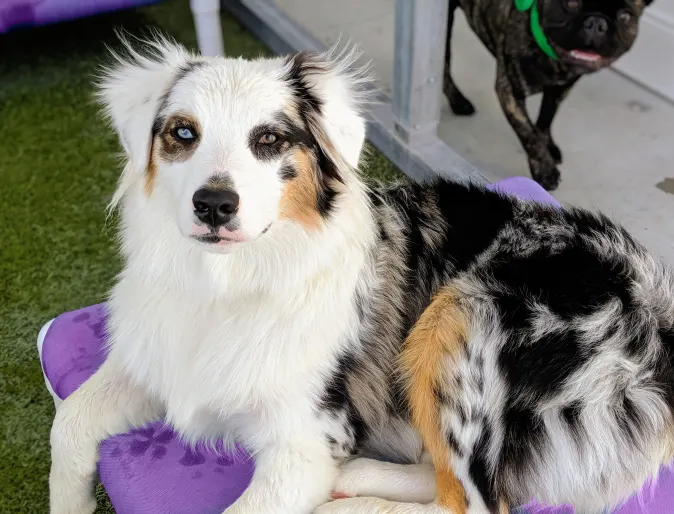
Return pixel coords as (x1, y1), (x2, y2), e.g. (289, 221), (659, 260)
(40, 177), (673, 513)
(41, 304), (254, 514)
(487, 176), (562, 207)
(0, 0), (161, 34)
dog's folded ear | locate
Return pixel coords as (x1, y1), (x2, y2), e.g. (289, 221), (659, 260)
(644, 0), (654, 5)
(282, 46), (372, 181)
(96, 35), (197, 199)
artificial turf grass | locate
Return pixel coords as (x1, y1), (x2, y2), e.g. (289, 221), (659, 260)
(0, 1), (403, 512)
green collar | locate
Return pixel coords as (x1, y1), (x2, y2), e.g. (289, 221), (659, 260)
(515, 0), (559, 61)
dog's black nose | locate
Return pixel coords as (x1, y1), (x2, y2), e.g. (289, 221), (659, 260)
(192, 188), (240, 227)
(583, 16), (609, 44)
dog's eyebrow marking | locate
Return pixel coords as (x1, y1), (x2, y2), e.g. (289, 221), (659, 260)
(274, 112), (313, 145)
(152, 60), (206, 135)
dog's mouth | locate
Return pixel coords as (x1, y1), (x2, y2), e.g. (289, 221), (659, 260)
(193, 234), (238, 244)
(191, 223), (272, 246)
(568, 49), (602, 63)
(557, 48), (612, 69)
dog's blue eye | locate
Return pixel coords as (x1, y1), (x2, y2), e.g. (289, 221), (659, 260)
(175, 127), (195, 140)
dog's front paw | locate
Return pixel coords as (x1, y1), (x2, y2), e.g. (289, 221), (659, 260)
(49, 475), (96, 514)
(49, 422), (98, 514)
(50, 497), (96, 514)
(529, 155), (561, 191)
(547, 138), (562, 164)
(330, 458), (375, 499)
(446, 88), (476, 116)
(315, 497), (391, 514)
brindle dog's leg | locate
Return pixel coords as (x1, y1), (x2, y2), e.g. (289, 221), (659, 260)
(443, 0), (475, 116)
(536, 78), (579, 165)
(495, 60), (560, 191)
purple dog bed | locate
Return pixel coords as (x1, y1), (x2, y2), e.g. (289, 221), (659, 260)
(38, 176), (674, 513)
(0, 0), (160, 34)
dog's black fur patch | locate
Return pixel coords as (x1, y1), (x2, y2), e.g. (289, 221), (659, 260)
(282, 53), (345, 220)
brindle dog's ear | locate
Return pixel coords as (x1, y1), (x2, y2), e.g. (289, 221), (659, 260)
(644, 0), (654, 6)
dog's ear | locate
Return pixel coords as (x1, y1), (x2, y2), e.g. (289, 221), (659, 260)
(644, 0), (654, 6)
(96, 35), (196, 204)
(282, 46), (371, 181)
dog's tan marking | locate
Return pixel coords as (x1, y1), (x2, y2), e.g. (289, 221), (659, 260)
(279, 147), (322, 230)
(435, 467), (467, 512)
(145, 147), (158, 196)
(400, 286), (469, 513)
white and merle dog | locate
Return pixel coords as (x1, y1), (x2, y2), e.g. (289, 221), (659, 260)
(49, 37), (674, 514)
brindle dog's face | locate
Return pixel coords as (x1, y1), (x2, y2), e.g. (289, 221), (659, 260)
(541, 0), (652, 69)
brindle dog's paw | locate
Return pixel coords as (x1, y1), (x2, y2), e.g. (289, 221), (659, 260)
(530, 156), (561, 191)
(447, 90), (476, 116)
(548, 138), (562, 164)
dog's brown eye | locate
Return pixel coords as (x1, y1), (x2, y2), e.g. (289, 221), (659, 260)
(618, 9), (632, 23)
(258, 133), (278, 145)
(565, 0), (581, 11)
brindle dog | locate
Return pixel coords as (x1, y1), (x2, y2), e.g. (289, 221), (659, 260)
(444, 0), (653, 190)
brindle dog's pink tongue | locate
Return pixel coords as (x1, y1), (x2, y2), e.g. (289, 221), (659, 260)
(570, 49), (601, 62)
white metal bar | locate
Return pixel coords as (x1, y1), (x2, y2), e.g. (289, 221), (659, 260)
(392, 0), (449, 146)
(191, 0), (225, 56)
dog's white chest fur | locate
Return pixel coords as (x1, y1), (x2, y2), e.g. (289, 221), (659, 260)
(105, 224), (365, 443)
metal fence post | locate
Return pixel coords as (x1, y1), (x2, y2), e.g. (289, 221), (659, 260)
(392, 0), (449, 146)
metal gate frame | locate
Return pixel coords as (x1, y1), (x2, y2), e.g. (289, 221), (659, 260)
(222, 0), (486, 183)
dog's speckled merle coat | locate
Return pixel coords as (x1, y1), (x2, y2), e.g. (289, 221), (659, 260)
(444, 0), (653, 191)
(320, 177), (674, 512)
